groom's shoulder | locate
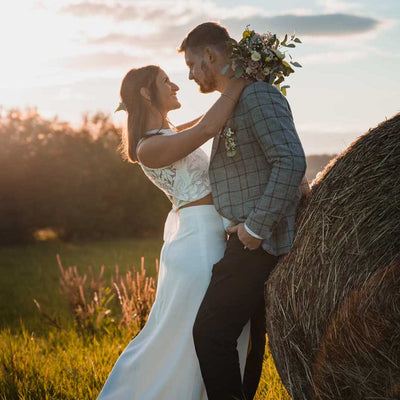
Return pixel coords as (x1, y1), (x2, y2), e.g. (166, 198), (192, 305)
(241, 81), (283, 107)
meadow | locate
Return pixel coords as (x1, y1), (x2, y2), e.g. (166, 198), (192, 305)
(0, 238), (290, 400)
(0, 108), (334, 400)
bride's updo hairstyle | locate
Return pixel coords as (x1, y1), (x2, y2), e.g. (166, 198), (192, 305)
(120, 65), (162, 163)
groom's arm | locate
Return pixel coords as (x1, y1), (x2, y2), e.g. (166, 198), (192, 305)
(243, 83), (307, 240)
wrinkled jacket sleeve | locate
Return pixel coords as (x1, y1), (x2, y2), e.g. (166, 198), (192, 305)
(244, 83), (307, 239)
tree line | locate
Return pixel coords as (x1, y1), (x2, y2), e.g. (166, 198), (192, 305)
(0, 109), (334, 245)
(0, 109), (170, 244)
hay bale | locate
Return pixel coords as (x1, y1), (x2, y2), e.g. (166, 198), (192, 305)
(312, 260), (400, 400)
(265, 113), (400, 400)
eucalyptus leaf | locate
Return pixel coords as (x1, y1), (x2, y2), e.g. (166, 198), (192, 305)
(283, 43), (296, 48)
(234, 67), (244, 78)
(114, 102), (126, 112)
(294, 38), (302, 43)
(281, 87), (287, 96)
(269, 73), (276, 84)
(290, 61), (302, 68)
(221, 64), (230, 75)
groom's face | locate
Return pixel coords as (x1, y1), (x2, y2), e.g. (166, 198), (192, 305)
(184, 48), (217, 93)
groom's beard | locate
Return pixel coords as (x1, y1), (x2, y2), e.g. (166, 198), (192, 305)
(196, 61), (217, 93)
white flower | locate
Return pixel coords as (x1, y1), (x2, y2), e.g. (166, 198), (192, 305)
(275, 49), (285, 59)
(251, 51), (261, 61)
(246, 66), (253, 75)
(263, 67), (270, 75)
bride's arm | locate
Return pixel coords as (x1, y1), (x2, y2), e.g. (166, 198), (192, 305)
(175, 116), (203, 132)
(137, 79), (247, 168)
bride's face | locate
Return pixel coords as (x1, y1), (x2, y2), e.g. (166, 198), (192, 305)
(155, 69), (181, 113)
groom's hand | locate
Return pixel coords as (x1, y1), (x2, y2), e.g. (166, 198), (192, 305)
(227, 223), (263, 250)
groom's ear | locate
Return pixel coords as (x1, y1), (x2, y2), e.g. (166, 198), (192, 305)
(140, 87), (151, 102)
(203, 46), (217, 64)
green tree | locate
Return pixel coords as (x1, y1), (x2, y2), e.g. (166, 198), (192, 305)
(0, 109), (170, 244)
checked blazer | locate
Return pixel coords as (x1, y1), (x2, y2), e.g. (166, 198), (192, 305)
(209, 81), (307, 256)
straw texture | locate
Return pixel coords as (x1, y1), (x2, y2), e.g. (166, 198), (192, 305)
(265, 114), (400, 400)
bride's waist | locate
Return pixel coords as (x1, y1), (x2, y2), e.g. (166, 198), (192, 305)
(163, 204), (225, 242)
(178, 193), (213, 210)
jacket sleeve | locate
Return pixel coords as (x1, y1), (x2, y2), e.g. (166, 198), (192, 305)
(243, 83), (307, 239)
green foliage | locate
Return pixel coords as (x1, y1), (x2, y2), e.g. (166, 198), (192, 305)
(0, 326), (290, 400)
(0, 109), (171, 245)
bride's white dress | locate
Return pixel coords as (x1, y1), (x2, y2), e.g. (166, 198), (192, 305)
(97, 129), (250, 400)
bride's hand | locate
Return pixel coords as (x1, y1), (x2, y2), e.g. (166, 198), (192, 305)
(225, 77), (249, 92)
(222, 77), (249, 104)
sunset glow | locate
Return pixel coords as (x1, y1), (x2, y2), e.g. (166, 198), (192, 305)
(1, 0), (399, 154)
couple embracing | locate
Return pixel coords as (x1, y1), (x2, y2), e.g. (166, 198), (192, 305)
(98, 22), (308, 400)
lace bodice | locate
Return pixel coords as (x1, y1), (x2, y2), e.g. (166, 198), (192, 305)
(139, 129), (211, 210)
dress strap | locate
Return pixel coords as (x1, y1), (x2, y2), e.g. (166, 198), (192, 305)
(137, 130), (164, 148)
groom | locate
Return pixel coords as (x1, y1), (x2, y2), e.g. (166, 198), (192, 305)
(179, 22), (307, 400)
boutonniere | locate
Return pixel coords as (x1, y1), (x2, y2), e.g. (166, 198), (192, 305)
(221, 126), (237, 157)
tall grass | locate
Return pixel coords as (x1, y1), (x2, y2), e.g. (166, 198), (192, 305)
(0, 326), (290, 400)
(0, 239), (290, 399)
(0, 238), (162, 331)
(0, 326), (127, 400)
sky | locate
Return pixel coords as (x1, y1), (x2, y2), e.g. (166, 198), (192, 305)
(0, 0), (399, 154)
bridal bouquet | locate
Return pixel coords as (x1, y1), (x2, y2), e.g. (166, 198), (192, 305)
(225, 26), (302, 96)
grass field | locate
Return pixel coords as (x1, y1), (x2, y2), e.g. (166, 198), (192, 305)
(0, 238), (162, 332)
(0, 238), (290, 399)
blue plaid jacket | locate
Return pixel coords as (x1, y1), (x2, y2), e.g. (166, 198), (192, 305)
(209, 82), (307, 256)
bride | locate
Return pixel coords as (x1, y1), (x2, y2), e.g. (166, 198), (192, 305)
(97, 65), (250, 400)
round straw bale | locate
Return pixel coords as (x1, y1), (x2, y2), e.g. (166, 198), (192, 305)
(312, 260), (400, 400)
(265, 113), (400, 400)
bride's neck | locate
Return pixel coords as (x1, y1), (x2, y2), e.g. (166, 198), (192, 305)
(145, 107), (170, 131)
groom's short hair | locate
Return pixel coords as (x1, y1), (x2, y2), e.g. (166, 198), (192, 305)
(178, 22), (230, 55)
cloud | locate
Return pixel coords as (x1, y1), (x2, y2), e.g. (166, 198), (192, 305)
(317, 0), (361, 13)
(223, 13), (381, 37)
(61, 1), (196, 24)
(85, 13), (382, 54)
(60, 51), (148, 70)
(88, 23), (202, 50)
(62, 1), (382, 37)
(58, 1), (386, 73)
(300, 50), (366, 65)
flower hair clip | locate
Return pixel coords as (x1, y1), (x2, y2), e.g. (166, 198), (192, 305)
(115, 101), (127, 112)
